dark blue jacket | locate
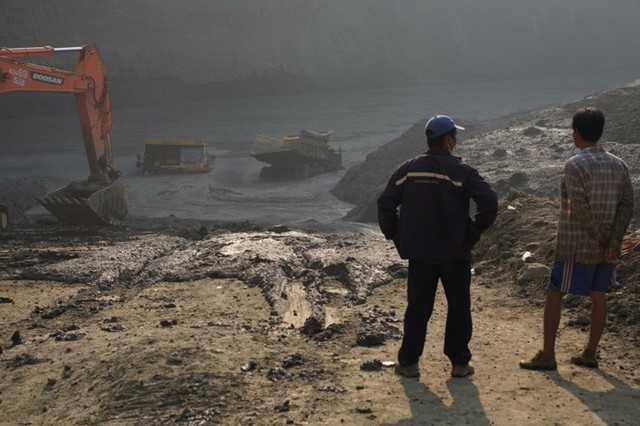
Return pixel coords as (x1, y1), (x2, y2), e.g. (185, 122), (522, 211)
(377, 147), (498, 261)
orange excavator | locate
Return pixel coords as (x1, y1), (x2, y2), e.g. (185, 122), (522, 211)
(0, 45), (127, 226)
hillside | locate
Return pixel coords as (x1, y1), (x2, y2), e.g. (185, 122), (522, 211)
(332, 80), (640, 224)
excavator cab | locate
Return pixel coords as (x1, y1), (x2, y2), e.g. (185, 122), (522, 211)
(0, 45), (127, 225)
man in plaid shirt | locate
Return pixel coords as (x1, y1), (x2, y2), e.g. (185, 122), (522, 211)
(520, 107), (634, 370)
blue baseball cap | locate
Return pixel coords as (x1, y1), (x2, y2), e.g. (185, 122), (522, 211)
(425, 115), (465, 138)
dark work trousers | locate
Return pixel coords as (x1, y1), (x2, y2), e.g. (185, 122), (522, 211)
(398, 257), (472, 367)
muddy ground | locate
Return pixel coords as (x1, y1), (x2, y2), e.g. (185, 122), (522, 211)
(1, 195), (640, 425)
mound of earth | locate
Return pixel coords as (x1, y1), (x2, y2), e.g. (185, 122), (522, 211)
(473, 193), (640, 342)
(332, 79), (640, 224)
(0, 178), (46, 224)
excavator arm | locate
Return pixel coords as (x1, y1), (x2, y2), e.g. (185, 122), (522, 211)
(0, 45), (126, 225)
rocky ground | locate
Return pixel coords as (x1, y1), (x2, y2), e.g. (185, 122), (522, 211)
(332, 80), (640, 224)
(2, 82), (640, 424)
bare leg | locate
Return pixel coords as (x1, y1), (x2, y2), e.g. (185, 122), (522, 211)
(543, 290), (564, 353)
(586, 291), (607, 353)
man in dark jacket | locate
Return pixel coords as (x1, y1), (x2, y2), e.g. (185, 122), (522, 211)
(378, 114), (498, 378)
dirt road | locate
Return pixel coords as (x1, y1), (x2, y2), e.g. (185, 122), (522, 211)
(0, 215), (638, 425)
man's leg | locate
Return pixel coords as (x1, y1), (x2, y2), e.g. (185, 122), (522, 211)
(397, 259), (439, 367)
(440, 258), (472, 367)
(569, 290), (606, 368)
(586, 290), (607, 353)
(570, 263), (613, 368)
(521, 261), (577, 370)
(543, 289), (564, 353)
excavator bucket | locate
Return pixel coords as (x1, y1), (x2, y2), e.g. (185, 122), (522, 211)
(38, 180), (127, 225)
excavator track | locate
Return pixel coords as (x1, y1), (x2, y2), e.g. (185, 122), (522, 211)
(38, 180), (127, 226)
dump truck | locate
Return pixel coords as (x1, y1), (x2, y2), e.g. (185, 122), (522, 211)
(136, 138), (214, 174)
(0, 45), (127, 225)
(251, 129), (341, 179)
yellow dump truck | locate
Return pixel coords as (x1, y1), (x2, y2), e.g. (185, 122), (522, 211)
(136, 138), (214, 174)
(251, 129), (341, 179)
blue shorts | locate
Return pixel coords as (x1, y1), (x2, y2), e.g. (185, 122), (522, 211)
(547, 261), (614, 296)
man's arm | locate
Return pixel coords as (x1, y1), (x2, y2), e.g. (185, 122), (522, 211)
(468, 169), (498, 233)
(608, 169), (635, 255)
(377, 168), (404, 240)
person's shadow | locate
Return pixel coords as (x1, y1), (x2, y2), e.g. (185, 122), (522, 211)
(384, 376), (489, 425)
(549, 369), (640, 424)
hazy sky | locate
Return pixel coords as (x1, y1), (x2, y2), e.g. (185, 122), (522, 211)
(3, 1), (640, 90)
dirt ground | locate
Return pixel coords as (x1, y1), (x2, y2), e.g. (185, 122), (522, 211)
(1, 198), (639, 425)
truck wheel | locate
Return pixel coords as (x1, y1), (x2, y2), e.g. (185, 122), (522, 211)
(309, 161), (324, 176)
(297, 164), (310, 179)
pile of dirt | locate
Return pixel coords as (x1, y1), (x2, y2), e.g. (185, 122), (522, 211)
(473, 193), (640, 343)
(333, 79), (640, 224)
(0, 178), (46, 223)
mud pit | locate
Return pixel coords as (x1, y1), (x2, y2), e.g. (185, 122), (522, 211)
(1, 219), (400, 334)
(0, 220), (407, 424)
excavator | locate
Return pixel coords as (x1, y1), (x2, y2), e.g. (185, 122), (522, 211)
(0, 45), (127, 227)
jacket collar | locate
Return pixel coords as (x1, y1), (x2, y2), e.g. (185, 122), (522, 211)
(426, 146), (451, 155)
(425, 146), (461, 160)
(579, 145), (605, 154)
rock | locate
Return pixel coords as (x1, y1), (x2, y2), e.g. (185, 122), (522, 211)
(282, 353), (303, 368)
(166, 352), (183, 365)
(160, 319), (178, 328)
(508, 188), (525, 201)
(241, 361), (258, 372)
(267, 367), (286, 382)
(493, 148), (508, 158)
(53, 331), (86, 341)
(517, 263), (551, 284)
(524, 126), (543, 137)
(11, 331), (23, 346)
(360, 359), (383, 371)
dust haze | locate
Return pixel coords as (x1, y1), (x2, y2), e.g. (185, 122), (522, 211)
(2, 3), (640, 425)
(2, 1), (640, 117)
(2, 1), (640, 227)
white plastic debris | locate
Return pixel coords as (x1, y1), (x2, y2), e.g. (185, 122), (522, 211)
(522, 251), (533, 262)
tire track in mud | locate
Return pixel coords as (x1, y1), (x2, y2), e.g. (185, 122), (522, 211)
(6, 227), (404, 337)
(15, 234), (188, 289)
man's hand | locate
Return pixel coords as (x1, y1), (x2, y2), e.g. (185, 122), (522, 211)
(604, 246), (619, 263)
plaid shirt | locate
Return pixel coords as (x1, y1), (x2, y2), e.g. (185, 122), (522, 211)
(554, 146), (634, 264)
